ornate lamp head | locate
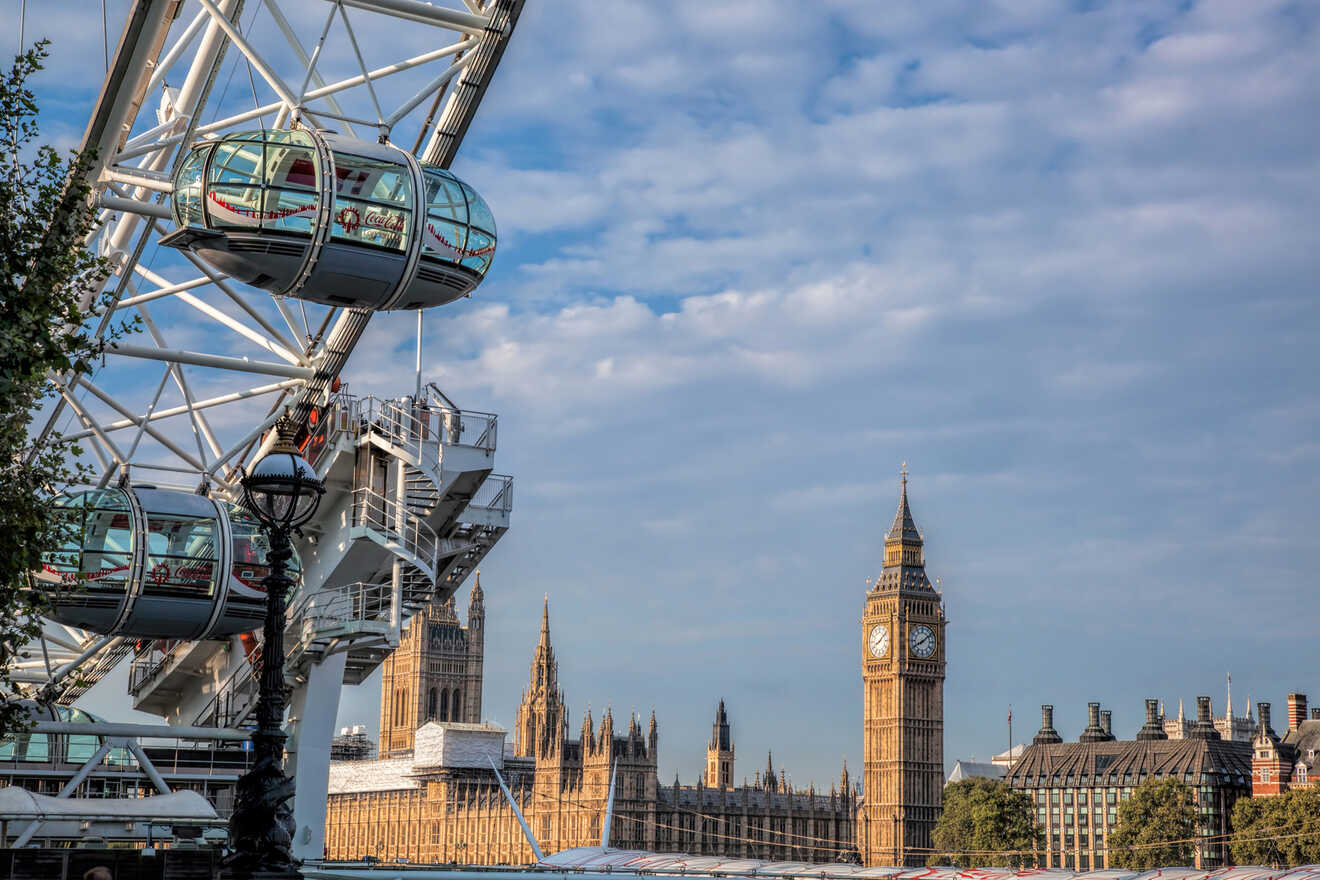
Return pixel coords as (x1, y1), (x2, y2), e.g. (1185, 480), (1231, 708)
(241, 418), (324, 531)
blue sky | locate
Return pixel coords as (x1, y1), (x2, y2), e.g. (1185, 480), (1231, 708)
(32, 0), (1320, 790)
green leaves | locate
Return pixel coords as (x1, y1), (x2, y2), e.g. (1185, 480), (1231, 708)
(1108, 777), (1197, 869)
(1231, 786), (1320, 866)
(929, 777), (1042, 867)
(0, 40), (127, 737)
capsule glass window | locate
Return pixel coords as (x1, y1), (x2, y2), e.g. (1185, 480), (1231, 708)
(143, 512), (218, 600)
(422, 169), (469, 263)
(205, 135), (266, 230)
(226, 504), (302, 602)
(173, 147), (208, 227)
(262, 129), (319, 235)
(45, 490), (134, 598)
(330, 151), (412, 252)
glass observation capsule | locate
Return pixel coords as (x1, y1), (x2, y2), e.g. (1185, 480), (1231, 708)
(162, 129), (496, 310)
(35, 487), (301, 640)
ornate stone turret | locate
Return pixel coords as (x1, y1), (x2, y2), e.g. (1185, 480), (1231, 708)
(881, 466), (929, 579)
(514, 595), (567, 759)
(705, 699), (735, 788)
(581, 707), (595, 753)
(375, 573), (487, 757)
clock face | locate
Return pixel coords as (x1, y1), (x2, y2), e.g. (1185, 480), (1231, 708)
(909, 624), (936, 658)
(868, 624), (889, 658)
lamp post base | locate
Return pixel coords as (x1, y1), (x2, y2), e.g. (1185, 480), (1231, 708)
(225, 729), (299, 878)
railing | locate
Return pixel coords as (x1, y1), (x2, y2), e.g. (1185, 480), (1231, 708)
(351, 487), (439, 575)
(127, 638), (186, 695)
(467, 473), (514, 516)
(301, 391), (497, 472)
(191, 647), (262, 729)
(287, 581), (394, 645)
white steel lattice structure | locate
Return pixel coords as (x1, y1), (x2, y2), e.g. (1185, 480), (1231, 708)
(14, 0), (524, 860)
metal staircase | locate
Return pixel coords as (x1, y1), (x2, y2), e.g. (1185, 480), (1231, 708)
(141, 385), (511, 729)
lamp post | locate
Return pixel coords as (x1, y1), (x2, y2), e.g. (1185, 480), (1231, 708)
(226, 421), (324, 879)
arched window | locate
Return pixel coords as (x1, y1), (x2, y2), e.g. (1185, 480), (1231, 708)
(452, 688), (462, 721)
(440, 688), (449, 722)
(427, 687), (438, 720)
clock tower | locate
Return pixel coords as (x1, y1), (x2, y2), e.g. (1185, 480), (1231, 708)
(859, 467), (946, 866)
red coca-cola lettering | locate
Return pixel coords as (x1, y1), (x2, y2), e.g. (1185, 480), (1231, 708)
(363, 210), (404, 232)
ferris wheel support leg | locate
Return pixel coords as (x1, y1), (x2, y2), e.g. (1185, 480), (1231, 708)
(287, 648), (348, 862)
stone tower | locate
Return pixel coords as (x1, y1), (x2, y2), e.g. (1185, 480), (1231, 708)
(514, 595), (567, 760)
(705, 699), (735, 788)
(376, 575), (487, 758)
(859, 467), (946, 866)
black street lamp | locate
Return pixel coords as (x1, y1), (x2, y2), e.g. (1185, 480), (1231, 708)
(225, 421), (324, 879)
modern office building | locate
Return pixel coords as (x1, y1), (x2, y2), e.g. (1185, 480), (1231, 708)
(1006, 698), (1252, 870)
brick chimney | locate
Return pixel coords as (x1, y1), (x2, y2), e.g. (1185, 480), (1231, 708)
(1100, 710), (1114, 740)
(1288, 694), (1307, 732)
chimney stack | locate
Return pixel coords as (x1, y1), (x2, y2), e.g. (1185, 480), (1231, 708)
(1137, 698), (1168, 741)
(1288, 694), (1307, 732)
(1080, 702), (1108, 743)
(1257, 702), (1274, 739)
(1190, 696), (1221, 740)
(1100, 710), (1114, 740)
(1312, 708), (1320, 721)
(1034, 705), (1063, 745)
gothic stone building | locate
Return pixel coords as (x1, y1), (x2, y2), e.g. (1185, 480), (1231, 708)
(858, 470), (946, 867)
(324, 590), (858, 864)
(376, 575), (485, 757)
(1006, 697), (1252, 870)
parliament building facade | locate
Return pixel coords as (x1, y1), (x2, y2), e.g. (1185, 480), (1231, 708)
(324, 586), (859, 864)
(325, 473), (939, 866)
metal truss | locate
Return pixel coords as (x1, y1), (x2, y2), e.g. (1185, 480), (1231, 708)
(20, 0), (525, 700)
(32, 0), (524, 496)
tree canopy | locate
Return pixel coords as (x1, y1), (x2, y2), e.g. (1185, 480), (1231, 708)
(928, 777), (1042, 867)
(0, 40), (119, 736)
(1107, 777), (1197, 869)
(1231, 786), (1320, 867)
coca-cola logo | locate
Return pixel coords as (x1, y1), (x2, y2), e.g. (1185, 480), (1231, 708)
(364, 211), (405, 232)
(336, 206), (404, 236)
(337, 206), (361, 234)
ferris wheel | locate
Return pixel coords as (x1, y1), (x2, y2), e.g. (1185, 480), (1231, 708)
(13, 0), (524, 853)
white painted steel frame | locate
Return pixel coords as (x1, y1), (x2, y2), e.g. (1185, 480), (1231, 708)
(16, 0), (522, 858)
(21, 0), (520, 698)
(36, 0), (502, 497)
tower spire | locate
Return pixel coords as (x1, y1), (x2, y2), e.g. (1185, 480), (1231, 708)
(540, 593), (550, 643)
(881, 463), (928, 575)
